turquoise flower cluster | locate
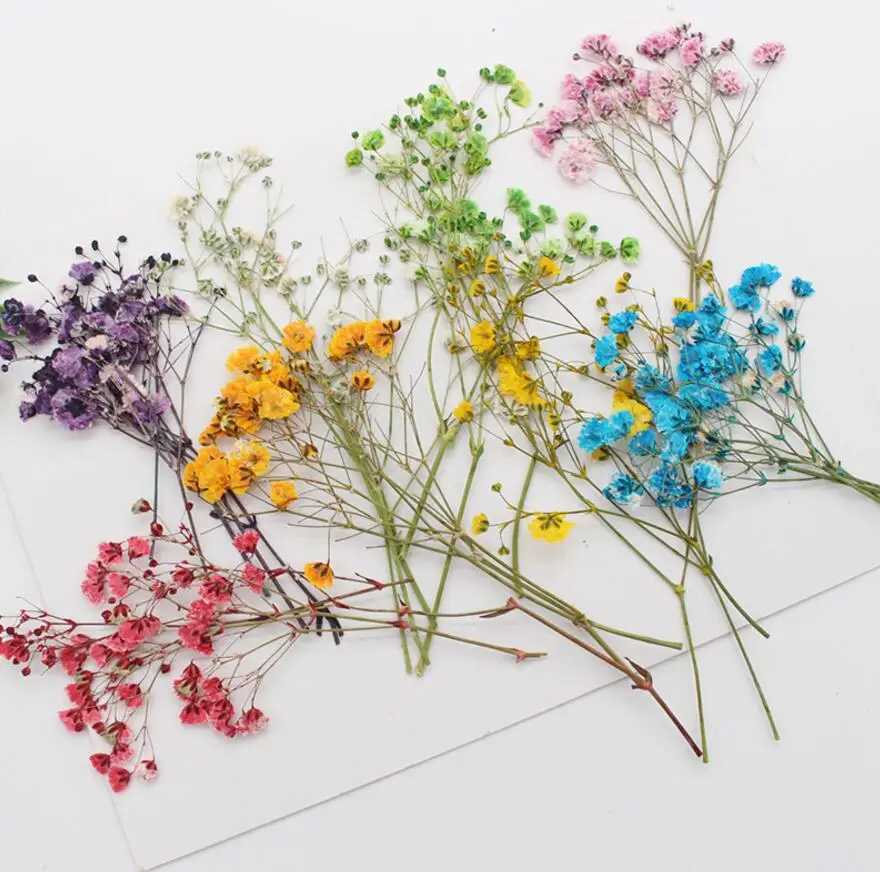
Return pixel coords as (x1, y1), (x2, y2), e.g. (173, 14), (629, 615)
(580, 264), (816, 510)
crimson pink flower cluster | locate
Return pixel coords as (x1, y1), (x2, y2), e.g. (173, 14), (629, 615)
(0, 523), (275, 792)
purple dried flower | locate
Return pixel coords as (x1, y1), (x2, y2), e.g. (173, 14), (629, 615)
(1, 298), (26, 334)
(0, 339), (15, 361)
(50, 388), (97, 430)
(68, 261), (98, 286)
(129, 392), (171, 427)
(18, 400), (37, 421)
(22, 308), (53, 343)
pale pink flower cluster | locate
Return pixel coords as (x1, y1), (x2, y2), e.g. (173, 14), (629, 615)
(557, 139), (601, 183)
(713, 69), (744, 96)
(579, 33), (618, 58)
(679, 34), (704, 67)
(637, 27), (682, 60)
(532, 24), (785, 182)
(752, 41), (785, 65)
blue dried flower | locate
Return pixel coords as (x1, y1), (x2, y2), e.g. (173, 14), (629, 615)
(790, 277), (815, 298)
(608, 310), (638, 334)
(594, 334), (618, 368)
(603, 472), (645, 505)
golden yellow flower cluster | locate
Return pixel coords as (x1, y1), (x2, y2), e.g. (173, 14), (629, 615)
(496, 356), (544, 407)
(183, 441), (271, 504)
(200, 344), (302, 445)
(328, 319), (401, 361)
(469, 320), (496, 354)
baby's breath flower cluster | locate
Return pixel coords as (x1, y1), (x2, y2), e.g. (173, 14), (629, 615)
(1, 27), (872, 792)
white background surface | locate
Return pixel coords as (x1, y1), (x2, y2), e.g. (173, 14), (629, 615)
(2, 0), (880, 869)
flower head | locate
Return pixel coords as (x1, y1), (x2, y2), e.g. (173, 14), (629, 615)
(752, 42), (785, 65)
(469, 320), (496, 354)
(281, 320), (315, 353)
(304, 561), (334, 590)
(269, 480), (298, 509)
(528, 513), (573, 543)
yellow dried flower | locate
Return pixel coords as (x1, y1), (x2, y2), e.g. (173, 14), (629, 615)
(351, 369), (376, 391)
(528, 512), (573, 543)
(537, 256), (560, 278)
(452, 400), (474, 422)
(612, 391), (653, 435)
(614, 272), (632, 294)
(468, 278), (486, 297)
(270, 480), (299, 509)
(232, 441), (271, 476)
(469, 320), (496, 354)
(363, 319), (401, 358)
(226, 345), (263, 373)
(483, 255), (501, 275)
(282, 320), (316, 353)
(328, 322), (366, 360)
(515, 337), (541, 361)
(304, 561), (334, 590)
(250, 380), (299, 420)
(182, 445), (230, 504)
(672, 297), (695, 312)
(471, 512), (489, 535)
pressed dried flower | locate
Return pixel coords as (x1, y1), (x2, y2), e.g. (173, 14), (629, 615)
(471, 512), (489, 534)
(469, 320), (496, 354)
(351, 369), (376, 391)
(303, 561), (334, 590)
(269, 480), (298, 508)
(528, 513), (573, 543)
(452, 400), (473, 422)
(281, 320), (316, 353)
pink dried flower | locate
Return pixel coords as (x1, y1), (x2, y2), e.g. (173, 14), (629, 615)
(243, 562), (267, 593)
(58, 707), (85, 732)
(81, 561), (106, 604)
(713, 69), (744, 96)
(108, 766), (131, 793)
(171, 564), (195, 587)
(238, 707), (269, 735)
(557, 139), (601, 183)
(107, 571), (130, 598)
(634, 71), (653, 98)
(117, 683), (143, 708)
(110, 742), (134, 765)
(579, 33), (617, 58)
(646, 98), (679, 124)
(126, 536), (150, 559)
(531, 126), (560, 157)
(233, 529), (260, 554)
(637, 28), (682, 60)
(752, 41), (785, 65)
(89, 753), (111, 775)
(200, 573), (233, 605)
(180, 700), (207, 725)
(590, 90), (620, 119)
(135, 759), (158, 781)
(560, 73), (585, 101)
(679, 35), (704, 67)
(89, 642), (111, 667)
(98, 541), (123, 564)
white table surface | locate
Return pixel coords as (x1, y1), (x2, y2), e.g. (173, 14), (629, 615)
(2, 1), (879, 869)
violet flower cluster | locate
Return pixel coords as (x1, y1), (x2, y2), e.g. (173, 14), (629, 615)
(14, 244), (187, 432)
